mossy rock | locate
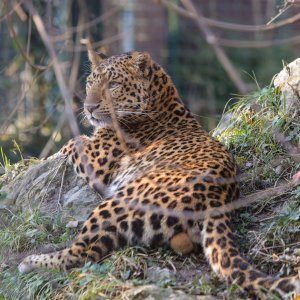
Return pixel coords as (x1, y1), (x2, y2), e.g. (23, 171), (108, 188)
(0, 158), (101, 222)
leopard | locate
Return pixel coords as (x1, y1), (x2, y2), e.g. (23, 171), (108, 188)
(19, 50), (300, 299)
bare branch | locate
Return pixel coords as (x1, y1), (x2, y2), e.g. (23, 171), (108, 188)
(180, 0), (250, 94)
(218, 35), (300, 48)
(39, 113), (66, 159)
(68, 1), (85, 99)
(50, 6), (124, 42)
(24, 0), (80, 137)
(5, 2), (47, 70)
(62, 33), (124, 52)
(0, 0), (23, 22)
(159, 0), (300, 48)
(0, 88), (27, 135)
(159, 0), (300, 32)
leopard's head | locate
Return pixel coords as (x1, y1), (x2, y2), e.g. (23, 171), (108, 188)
(84, 51), (155, 127)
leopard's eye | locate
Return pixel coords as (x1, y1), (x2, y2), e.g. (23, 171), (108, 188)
(108, 81), (119, 89)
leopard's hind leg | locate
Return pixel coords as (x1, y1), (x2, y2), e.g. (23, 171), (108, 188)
(202, 213), (300, 298)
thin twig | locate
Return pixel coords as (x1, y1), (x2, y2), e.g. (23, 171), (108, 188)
(67, 0), (85, 123)
(0, 59), (59, 136)
(50, 6), (124, 42)
(104, 82), (133, 159)
(267, 2), (293, 25)
(61, 33), (124, 52)
(13, 0), (27, 21)
(0, 87), (27, 135)
(56, 162), (67, 211)
(39, 112), (66, 159)
(84, 39), (133, 158)
(36, 158), (67, 211)
(20, 98), (61, 133)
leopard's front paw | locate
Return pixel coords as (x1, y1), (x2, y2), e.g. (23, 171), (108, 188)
(18, 255), (38, 274)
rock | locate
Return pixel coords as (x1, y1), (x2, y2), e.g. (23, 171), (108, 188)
(147, 266), (173, 283)
(273, 58), (300, 116)
(66, 220), (79, 228)
(0, 158), (102, 222)
(294, 248), (300, 256)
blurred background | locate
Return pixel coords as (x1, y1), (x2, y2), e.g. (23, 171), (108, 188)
(1, 0), (300, 162)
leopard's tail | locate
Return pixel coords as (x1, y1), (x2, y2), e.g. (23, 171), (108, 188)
(202, 213), (300, 299)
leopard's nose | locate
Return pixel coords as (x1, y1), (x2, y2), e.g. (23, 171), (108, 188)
(84, 104), (100, 114)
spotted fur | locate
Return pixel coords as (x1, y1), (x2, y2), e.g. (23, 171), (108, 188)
(19, 51), (299, 299)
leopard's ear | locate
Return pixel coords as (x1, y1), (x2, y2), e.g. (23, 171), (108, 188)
(131, 51), (152, 77)
(88, 50), (106, 68)
(83, 38), (108, 68)
(97, 52), (108, 59)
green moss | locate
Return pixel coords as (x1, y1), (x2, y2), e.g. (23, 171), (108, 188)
(213, 84), (300, 188)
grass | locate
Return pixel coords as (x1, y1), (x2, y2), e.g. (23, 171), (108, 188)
(213, 84), (300, 191)
(0, 206), (237, 299)
(0, 234), (222, 299)
(2, 204), (297, 299)
(0, 142), (40, 181)
(0, 209), (75, 299)
(212, 83), (300, 290)
(0, 209), (74, 258)
(233, 190), (300, 270)
(1, 253), (236, 300)
(0, 141), (25, 173)
(0, 146), (11, 173)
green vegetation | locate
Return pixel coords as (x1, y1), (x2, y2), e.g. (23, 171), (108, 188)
(0, 209), (75, 299)
(0, 210), (72, 255)
(0, 147), (11, 173)
(214, 84), (299, 279)
(0, 227), (224, 300)
(0, 207), (238, 299)
(214, 84), (300, 190)
(0, 143), (39, 176)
